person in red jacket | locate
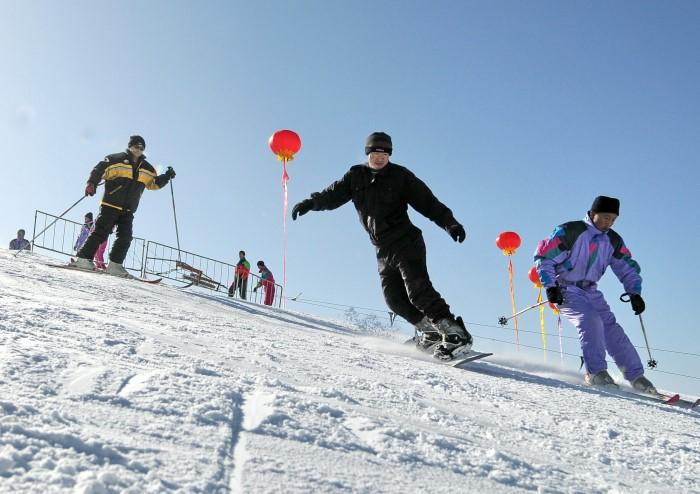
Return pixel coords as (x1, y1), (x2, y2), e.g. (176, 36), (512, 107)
(228, 250), (251, 299)
(253, 261), (275, 306)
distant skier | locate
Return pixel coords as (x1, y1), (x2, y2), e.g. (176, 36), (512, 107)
(70, 135), (176, 276)
(291, 132), (471, 360)
(535, 196), (656, 394)
(253, 261), (275, 306)
(229, 250), (251, 299)
(74, 212), (94, 252)
(9, 229), (31, 251)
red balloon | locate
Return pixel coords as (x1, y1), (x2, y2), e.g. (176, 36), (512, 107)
(269, 130), (302, 161)
(496, 231), (521, 256)
(528, 266), (542, 287)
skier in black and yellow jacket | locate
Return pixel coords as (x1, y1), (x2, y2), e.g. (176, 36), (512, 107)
(71, 135), (176, 276)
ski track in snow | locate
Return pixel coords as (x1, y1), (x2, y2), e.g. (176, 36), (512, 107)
(0, 249), (699, 493)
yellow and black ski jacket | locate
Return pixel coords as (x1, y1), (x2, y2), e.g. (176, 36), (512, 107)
(87, 151), (170, 213)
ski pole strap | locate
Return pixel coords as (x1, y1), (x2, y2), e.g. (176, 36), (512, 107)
(619, 292), (632, 303)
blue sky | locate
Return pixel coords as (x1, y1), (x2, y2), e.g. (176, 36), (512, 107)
(2, 1), (699, 394)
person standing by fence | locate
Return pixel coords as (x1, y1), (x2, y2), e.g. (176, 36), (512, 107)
(229, 250), (251, 299)
(74, 212), (94, 252)
(9, 229), (31, 251)
(253, 261), (275, 306)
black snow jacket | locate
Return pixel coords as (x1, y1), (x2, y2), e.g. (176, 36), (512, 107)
(308, 162), (460, 248)
(87, 151), (170, 213)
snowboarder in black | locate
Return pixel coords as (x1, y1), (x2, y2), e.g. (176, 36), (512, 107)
(71, 135), (176, 276)
(291, 132), (472, 360)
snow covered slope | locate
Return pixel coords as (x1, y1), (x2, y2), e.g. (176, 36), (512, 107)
(1, 249), (698, 493)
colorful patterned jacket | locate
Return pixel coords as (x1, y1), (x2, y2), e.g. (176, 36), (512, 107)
(9, 238), (30, 250)
(256, 267), (275, 289)
(87, 150), (170, 213)
(235, 259), (251, 280)
(534, 214), (642, 294)
(74, 220), (94, 251)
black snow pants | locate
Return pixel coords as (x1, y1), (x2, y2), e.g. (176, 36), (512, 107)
(376, 232), (453, 325)
(229, 276), (248, 299)
(77, 205), (134, 264)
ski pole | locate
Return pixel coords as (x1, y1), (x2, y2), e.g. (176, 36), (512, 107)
(498, 300), (549, 326)
(620, 293), (657, 368)
(14, 193), (88, 258)
(169, 180), (182, 262)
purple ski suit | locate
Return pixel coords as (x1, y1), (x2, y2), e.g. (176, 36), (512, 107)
(534, 214), (644, 381)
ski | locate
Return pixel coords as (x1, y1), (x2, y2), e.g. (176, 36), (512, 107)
(404, 337), (492, 366)
(451, 351), (493, 367)
(588, 384), (698, 410)
(658, 394), (700, 410)
(47, 264), (162, 284)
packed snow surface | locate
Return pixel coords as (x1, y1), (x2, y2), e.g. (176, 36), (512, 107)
(1, 249), (698, 493)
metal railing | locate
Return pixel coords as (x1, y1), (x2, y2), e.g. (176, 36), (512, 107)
(143, 240), (284, 307)
(142, 240), (283, 307)
(31, 210), (145, 273)
(31, 210), (284, 307)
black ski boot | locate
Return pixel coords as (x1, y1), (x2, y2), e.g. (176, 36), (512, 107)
(630, 375), (657, 395)
(584, 370), (619, 389)
(433, 316), (473, 361)
(412, 316), (441, 353)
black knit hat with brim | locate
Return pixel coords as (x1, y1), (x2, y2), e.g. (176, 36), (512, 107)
(128, 135), (146, 149)
(590, 196), (620, 216)
(365, 132), (392, 155)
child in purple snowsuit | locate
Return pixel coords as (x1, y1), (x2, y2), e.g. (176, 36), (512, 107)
(534, 196), (656, 394)
(74, 213), (94, 252)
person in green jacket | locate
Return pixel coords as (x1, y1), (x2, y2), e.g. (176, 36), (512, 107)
(229, 250), (251, 299)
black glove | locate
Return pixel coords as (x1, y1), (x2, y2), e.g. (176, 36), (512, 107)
(292, 198), (314, 220)
(546, 286), (564, 305)
(165, 166), (176, 180)
(630, 294), (645, 315)
(446, 223), (466, 243)
(253, 286), (258, 293)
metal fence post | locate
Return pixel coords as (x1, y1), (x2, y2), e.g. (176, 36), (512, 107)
(141, 241), (147, 278)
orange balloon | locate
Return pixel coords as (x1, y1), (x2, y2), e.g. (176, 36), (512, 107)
(528, 266), (542, 287)
(269, 130), (302, 161)
(496, 231), (521, 256)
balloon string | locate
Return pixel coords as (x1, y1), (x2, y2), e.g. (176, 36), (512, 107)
(508, 258), (519, 347)
(538, 289), (546, 360)
(282, 159), (289, 307)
